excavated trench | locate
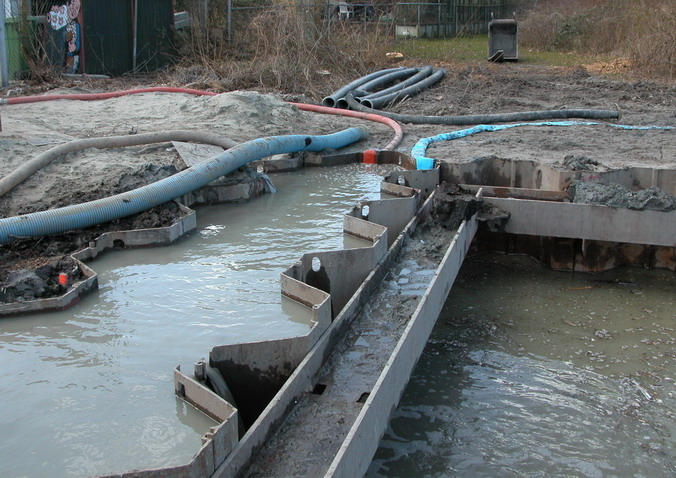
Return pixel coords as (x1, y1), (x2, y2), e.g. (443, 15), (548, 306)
(0, 156), (674, 478)
(0, 163), (400, 477)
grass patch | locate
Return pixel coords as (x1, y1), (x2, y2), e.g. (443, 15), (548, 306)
(393, 36), (488, 63)
(385, 35), (616, 69)
(518, 49), (615, 67)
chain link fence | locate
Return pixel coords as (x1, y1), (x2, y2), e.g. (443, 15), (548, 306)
(176, 0), (534, 47)
(176, 1), (534, 45)
(2, 1), (535, 82)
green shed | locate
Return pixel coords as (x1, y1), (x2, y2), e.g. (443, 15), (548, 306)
(40, 0), (174, 76)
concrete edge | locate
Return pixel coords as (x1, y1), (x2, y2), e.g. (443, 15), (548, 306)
(210, 184), (430, 478)
(1, 203), (196, 317)
(326, 212), (479, 478)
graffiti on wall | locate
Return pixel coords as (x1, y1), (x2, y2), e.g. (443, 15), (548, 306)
(46, 0), (81, 73)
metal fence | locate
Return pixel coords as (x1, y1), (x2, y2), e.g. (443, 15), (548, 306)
(2, 1), (535, 82)
(216, 1), (532, 42)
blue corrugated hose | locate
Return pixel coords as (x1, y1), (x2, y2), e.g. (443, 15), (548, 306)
(0, 127), (367, 244)
(412, 121), (674, 170)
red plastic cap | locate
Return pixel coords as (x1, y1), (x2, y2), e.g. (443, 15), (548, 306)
(362, 149), (377, 164)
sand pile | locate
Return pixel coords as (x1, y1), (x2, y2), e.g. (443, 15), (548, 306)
(0, 90), (384, 217)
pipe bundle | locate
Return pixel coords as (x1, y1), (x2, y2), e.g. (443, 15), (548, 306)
(322, 66), (445, 110)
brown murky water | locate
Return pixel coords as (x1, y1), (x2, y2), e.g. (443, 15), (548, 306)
(368, 253), (675, 478)
(0, 164), (397, 478)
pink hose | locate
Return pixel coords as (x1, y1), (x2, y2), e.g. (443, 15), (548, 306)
(3, 87), (403, 151)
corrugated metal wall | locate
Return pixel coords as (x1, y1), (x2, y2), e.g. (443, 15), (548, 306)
(135, 0), (173, 72)
(82, 0), (133, 75)
(31, 0), (173, 76)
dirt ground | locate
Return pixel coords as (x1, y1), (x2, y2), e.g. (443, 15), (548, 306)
(0, 62), (674, 298)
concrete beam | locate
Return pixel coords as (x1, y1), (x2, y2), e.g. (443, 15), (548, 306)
(485, 197), (676, 246)
(326, 212), (479, 478)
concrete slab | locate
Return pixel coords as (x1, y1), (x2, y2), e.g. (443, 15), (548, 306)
(173, 141), (225, 168)
(485, 197), (676, 246)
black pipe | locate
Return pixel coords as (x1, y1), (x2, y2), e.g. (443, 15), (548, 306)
(345, 92), (622, 125)
(321, 67), (405, 108)
(359, 65), (434, 101)
(359, 69), (447, 109)
(335, 67), (419, 109)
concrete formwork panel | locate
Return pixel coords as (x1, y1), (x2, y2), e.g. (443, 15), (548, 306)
(211, 187), (428, 478)
(209, 278), (332, 428)
(0, 259), (98, 316)
(326, 213), (478, 478)
(442, 157), (676, 195)
(348, 195), (419, 248)
(474, 229), (676, 272)
(289, 237), (388, 317)
(460, 184), (571, 201)
(100, 368), (239, 478)
(2, 204), (195, 317)
(73, 204), (196, 262)
(485, 197), (676, 247)
(383, 168), (439, 198)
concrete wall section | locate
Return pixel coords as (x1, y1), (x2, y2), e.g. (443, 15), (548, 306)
(486, 198), (676, 246)
(326, 213), (479, 478)
(442, 157), (676, 195)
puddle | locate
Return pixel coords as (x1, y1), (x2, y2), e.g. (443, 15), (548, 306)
(368, 254), (675, 478)
(0, 163), (399, 478)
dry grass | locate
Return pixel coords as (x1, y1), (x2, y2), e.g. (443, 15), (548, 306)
(170, 2), (393, 100)
(519, 0), (675, 80)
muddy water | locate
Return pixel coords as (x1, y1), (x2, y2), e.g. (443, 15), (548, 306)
(0, 164), (397, 478)
(368, 254), (675, 477)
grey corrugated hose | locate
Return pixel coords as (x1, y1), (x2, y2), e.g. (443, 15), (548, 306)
(345, 92), (621, 125)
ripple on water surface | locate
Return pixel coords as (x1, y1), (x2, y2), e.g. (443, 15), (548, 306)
(368, 254), (675, 478)
(0, 164), (397, 478)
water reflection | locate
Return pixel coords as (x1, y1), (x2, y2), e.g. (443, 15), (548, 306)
(368, 254), (675, 478)
(0, 164), (397, 477)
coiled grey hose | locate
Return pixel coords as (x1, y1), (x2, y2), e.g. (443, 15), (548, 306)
(334, 67), (419, 109)
(357, 66), (434, 100)
(345, 92), (622, 125)
(321, 67), (406, 108)
(0, 130), (238, 197)
(358, 68), (447, 109)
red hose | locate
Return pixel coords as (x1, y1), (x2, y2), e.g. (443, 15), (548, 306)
(289, 102), (403, 151)
(3, 87), (215, 104)
(3, 87), (403, 151)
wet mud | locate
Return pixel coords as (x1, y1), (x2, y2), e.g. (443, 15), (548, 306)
(0, 201), (184, 302)
(569, 181), (675, 211)
(430, 183), (482, 231)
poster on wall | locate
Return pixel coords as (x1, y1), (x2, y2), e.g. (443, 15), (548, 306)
(44, 0), (81, 73)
